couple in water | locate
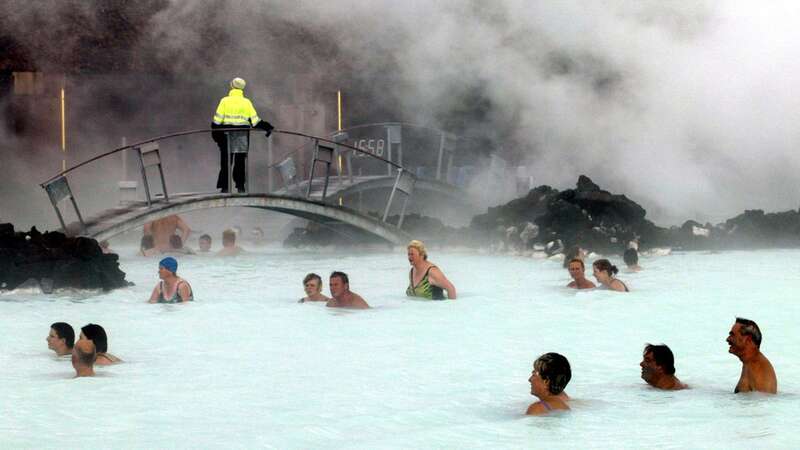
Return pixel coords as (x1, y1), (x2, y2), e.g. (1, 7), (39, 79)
(47, 322), (121, 377)
(299, 272), (369, 309)
(567, 258), (629, 292)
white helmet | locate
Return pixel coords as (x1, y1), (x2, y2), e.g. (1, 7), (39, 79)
(230, 77), (246, 90)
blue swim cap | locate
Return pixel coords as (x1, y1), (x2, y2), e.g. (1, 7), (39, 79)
(159, 257), (178, 274)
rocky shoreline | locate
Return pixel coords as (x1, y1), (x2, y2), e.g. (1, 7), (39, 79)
(0, 223), (129, 292)
(285, 175), (800, 253)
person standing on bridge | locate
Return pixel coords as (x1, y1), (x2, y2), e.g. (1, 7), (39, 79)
(212, 77), (274, 193)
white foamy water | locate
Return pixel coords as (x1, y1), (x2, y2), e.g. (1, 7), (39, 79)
(1, 247), (797, 449)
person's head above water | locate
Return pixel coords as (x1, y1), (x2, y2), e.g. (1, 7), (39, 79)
(303, 273), (323, 296)
(140, 234), (155, 250)
(567, 258), (586, 279)
(222, 229), (236, 247)
(48, 322), (75, 355)
(623, 248), (639, 267)
(407, 240), (428, 263)
(72, 339), (96, 377)
(640, 344), (686, 390)
(198, 234), (212, 252)
(169, 234), (184, 250)
(728, 317), (763, 355)
(158, 257), (178, 279)
(80, 324), (109, 353)
(329, 271), (350, 298)
(530, 352), (572, 396)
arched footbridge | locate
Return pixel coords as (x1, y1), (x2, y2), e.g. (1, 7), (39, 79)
(40, 128), (470, 245)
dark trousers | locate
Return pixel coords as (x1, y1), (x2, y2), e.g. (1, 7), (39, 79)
(216, 143), (247, 192)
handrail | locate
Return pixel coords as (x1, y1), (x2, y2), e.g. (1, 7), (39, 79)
(40, 128), (405, 187)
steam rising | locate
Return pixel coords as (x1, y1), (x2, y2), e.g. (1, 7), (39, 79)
(2, 1), (800, 227)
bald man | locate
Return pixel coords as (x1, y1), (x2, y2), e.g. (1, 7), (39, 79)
(72, 340), (96, 378)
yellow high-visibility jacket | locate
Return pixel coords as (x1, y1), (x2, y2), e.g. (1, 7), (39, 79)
(212, 89), (261, 126)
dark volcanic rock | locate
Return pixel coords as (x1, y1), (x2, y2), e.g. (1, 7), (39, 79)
(0, 224), (128, 291)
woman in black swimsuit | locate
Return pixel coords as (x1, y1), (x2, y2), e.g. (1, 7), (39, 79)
(592, 259), (629, 292)
(148, 257), (194, 303)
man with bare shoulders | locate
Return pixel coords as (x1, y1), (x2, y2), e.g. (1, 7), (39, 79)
(566, 258), (595, 289)
(326, 271), (369, 309)
(144, 215), (191, 252)
(640, 344), (687, 390)
(72, 339), (96, 378)
(727, 317), (777, 394)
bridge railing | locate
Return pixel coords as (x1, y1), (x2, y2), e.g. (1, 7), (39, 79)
(39, 128), (418, 234)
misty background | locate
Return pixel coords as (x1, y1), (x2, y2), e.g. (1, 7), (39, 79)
(2, 0), (800, 231)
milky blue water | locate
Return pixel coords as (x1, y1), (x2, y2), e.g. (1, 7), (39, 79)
(1, 247), (797, 449)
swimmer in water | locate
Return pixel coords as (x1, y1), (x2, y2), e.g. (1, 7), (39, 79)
(526, 352), (571, 415)
(299, 273), (330, 303)
(326, 271), (369, 309)
(640, 344), (687, 390)
(139, 235), (159, 257)
(217, 229), (245, 256)
(143, 214), (191, 252)
(149, 257), (193, 303)
(623, 248), (642, 272)
(47, 322), (75, 357)
(198, 234), (212, 253)
(592, 259), (629, 292)
(727, 317), (777, 394)
(80, 324), (121, 365)
(72, 339), (96, 378)
(566, 258), (596, 289)
(406, 240), (456, 300)
(168, 235), (195, 255)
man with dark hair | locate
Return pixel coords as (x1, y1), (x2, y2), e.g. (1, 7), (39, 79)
(299, 273), (330, 303)
(640, 344), (687, 390)
(727, 317), (777, 394)
(72, 339), (96, 378)
(47, 322), (75, 356)
(326, 271), (369, 309)
(198, 234), (212, 253)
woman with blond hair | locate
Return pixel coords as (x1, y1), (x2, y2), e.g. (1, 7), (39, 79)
(405, 240), (457, 300)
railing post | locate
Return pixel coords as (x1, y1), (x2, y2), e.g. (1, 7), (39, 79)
(382, 168), (415, 225)
(137, 147), (152, 206)
(437, 133), (445, 181)
(43, 176), (86, 235)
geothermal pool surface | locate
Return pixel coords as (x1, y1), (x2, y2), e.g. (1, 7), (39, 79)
(1, 247), (797, 449)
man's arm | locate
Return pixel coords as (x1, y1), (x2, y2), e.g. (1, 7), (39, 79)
(175, 216), (191, 243)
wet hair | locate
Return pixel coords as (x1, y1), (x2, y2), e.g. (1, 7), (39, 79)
(592, 259), (618, 276)
(534, 352), (572, 395)
(140, 234), (155, 250)
(563, 246), (583, 268)
(51, 322), (75, 349)
(222, 229), (236, 245)
(303, 273), (322, 286)
(567, 258), (585, 270)
(75, 340), (96, 366)
(199, 234), (212, 242)
(623, 248), (639, 266)
(735, 317), (762, 347)
(407, 240), (428, 260)
(81, 324), (109, 353)
(169, 234), (183, 249)
(644, 344), (676, 375)
(330, 271), (349, 285)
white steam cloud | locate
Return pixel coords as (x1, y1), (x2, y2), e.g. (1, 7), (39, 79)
(2, 1), (800, 227)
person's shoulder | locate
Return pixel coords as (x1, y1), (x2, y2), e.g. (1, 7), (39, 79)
(526, 402), (547, 416)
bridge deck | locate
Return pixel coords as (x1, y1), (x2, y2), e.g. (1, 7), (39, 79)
(72, 192), (411, 245)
